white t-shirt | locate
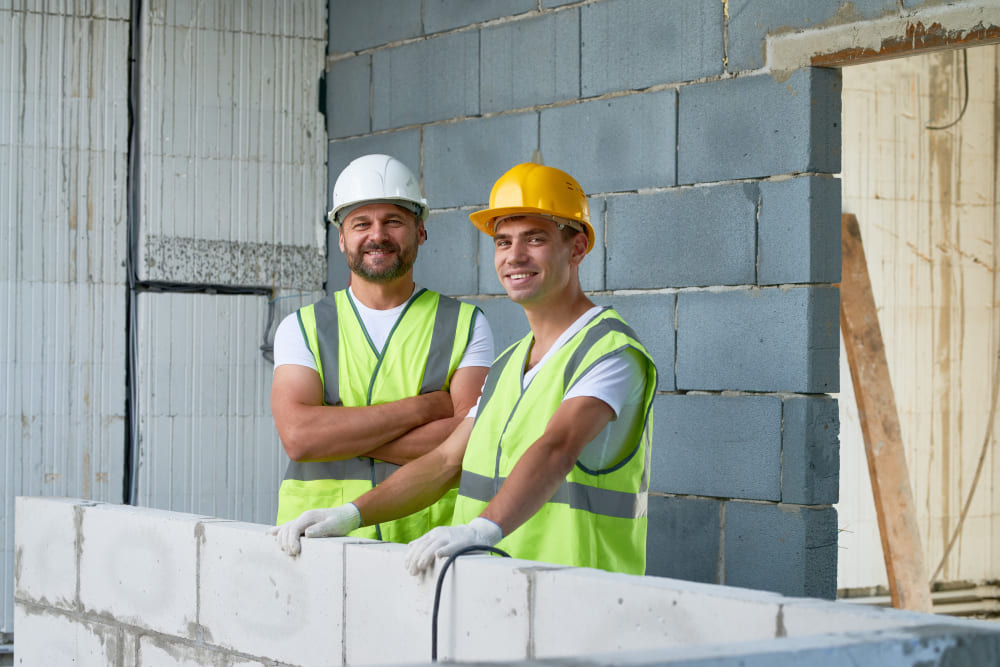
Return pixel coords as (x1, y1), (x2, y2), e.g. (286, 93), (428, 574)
(272, 286), (495, 371)
(469, 306), (651, 470)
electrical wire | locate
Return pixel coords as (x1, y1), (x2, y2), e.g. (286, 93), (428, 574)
(929, 330), (1000, 583)
(431, 545), (511, 662)
(925, 49), (969, 131)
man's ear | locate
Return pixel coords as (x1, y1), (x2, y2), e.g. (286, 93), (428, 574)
(338, 227), (346, 254)
(569, 231), (588, 266)
(417, 221), (427, 245)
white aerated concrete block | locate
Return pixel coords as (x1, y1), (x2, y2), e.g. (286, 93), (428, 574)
(344, 541), (437, 665)
(780, 597), (937, 636)
(435, 555), (535, 662)
(199, 521), (363, 666)
(14, 604), (120, 666)
(531, 569), (784, 659)
(14, 496), (82, 610)
(78, 503), (205, 638)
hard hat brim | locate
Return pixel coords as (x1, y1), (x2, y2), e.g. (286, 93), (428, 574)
(469, 206), (595, 253)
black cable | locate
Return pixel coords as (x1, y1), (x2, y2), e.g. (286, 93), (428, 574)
(431, 545), (511, 662)
(926, 49), (969, 131)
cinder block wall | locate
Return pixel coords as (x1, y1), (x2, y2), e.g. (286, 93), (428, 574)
(15, 498), (1000, 666)
(323, 0), (845, 598)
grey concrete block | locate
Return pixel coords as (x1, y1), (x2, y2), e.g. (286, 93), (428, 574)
(424, 112), (539, 209)
(372, 32), (479, 130)
(606, 184), (757, 290)
(677, 68), (842, 184)
(590, 293), (674, 391)
(676, 287), (839, 393)
(645, 494), (721, 583)
(542, 0), (577, 7)
(727, 0), (897, 71)
(413, 209), (480, 297)
(581, 0), (723, 96)
(465, 296), (529, 354)
(651, 394), (782, 501)
(724, 502), (838, 599)
(425, 0), (536, 34)
(782, 396), (839, 506)
(326, 55), (370, 139)
(478, 230), (505, 296)
(578, 196), (605, 293)
(481, 10), (580, 113)
(541, 90), (677, 196)
(759, 176), (842, 285)
(329, 0), (422, 54)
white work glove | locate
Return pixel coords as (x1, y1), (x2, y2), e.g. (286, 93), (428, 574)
(267, 503), (362, 557)
(404, 517), (503, 576)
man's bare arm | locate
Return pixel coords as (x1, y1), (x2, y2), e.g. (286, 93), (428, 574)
(480, 396), (615, 535)
(270, 364), (453, 461)
(364, 365), (489, 465)
(353, 417), (474, 524)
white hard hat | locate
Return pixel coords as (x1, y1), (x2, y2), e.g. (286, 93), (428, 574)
(328, 154), (429, 226)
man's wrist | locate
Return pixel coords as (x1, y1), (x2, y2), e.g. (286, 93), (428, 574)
(470, 516), (503, 544)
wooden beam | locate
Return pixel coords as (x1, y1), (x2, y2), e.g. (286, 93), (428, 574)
(840, 213), (932, 613)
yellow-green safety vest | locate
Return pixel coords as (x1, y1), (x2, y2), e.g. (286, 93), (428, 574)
(452, 308), (656, 575)
(277, 288), (482, 544)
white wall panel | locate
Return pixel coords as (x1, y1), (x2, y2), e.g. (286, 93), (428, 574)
(839, 46), (1000, 589)
(0, 1), (130, 634)
(137, 0), (327, 288)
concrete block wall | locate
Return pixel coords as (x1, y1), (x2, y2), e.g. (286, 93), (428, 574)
(14, 498), (1000, 666)
(323, 0), (848, 599)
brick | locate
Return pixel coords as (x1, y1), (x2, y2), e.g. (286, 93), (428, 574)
(581, 0), (723, 96)
(14, 497), (81, 611)
(532, 567), (782, 657)
(328, 0), (422, 54)
(425, 0), (536, 34)
(135, 635), (266, 666)
(758, 176), (842, 285)
(652, 394), (782, 500)
(326, 54), (370, 139)
(423, 113), (538, 209)
(413, 208), (480, 296)
(372, 32), (479, 130)
(727, 0), (897, 71)
(465, 296), (529, 354)
(724, 502), (838, 599)
(676, 287), (839, 393)
(606, 184), (757, 290)
(481, 10), (580, 113)
(199, 521), (352, 666)
(578, 196), (606, 293)
(782, 396), (840, 505)
(14, 605), (121, 666)
(677, 68), (842, 184)
(541, 91), (677, 195)
(78, 503), (203, 638)
(645, 495), (721, 583)
(591, 293), (675, 391)
(541, 0), (577, 7)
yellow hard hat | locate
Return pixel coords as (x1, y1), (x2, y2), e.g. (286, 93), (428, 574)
(470, 163), (594, 253)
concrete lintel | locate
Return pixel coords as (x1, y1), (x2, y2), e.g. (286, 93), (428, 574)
(767, 4), (1000, 76)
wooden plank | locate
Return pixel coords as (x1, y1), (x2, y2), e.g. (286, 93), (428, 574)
(840, 213), (933, 613)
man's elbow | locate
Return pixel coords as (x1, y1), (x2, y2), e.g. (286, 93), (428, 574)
(278, 425), (315, 462)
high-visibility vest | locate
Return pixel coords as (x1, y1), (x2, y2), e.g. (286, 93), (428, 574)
(452, 308), (656, 575)
(276, 288), (481, 544)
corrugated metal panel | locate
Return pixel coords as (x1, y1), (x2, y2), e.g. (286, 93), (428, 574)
(839, 46), (1000, 588)
(130, 0), (327, 523)
(0, 1), (131, 634)
(137, 0), (327, 288)
(133, 292), (318, 522)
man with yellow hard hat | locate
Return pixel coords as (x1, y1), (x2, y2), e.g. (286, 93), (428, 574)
(271, 162), (656, 576)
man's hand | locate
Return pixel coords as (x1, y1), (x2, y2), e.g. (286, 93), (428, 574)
(404, 517), (502, 576)
(267, 504), (362, 556)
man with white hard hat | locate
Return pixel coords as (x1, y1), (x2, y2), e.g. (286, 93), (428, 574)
(269, 154), (494, 545)
(272, 162), (655, 576)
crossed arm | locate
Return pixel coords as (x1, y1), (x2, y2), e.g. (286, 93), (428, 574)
(270, 363), (489, 466)
(272, 395), (616, 563)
